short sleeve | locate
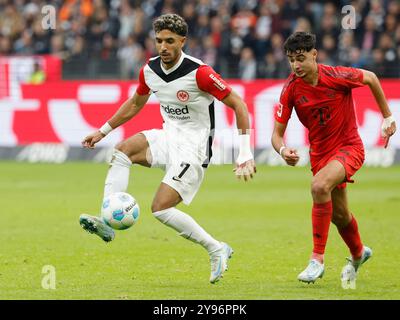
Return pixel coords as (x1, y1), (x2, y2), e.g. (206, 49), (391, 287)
(275, 79), (294, 124)
(329, 66), (364, 89)
(195, 65), (232, 101)
(136, 66), (151, 95)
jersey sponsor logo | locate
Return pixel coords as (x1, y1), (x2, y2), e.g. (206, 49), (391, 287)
(311, 106), (331, 126)
(177, 90), (189, 102)
(209, 73), (226, 91)
(161, 104), (189, 115)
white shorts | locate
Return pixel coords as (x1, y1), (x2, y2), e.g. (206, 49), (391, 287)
(141, 129), (206, 205)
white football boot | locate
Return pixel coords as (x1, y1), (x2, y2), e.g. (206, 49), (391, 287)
(297, 259), (325, 283)
(209, 242), (233, 284)
(79, 214), (115, 242)
(341, 246), (372, 285)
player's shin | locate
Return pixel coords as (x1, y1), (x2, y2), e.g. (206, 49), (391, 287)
(311, 201), (333, 262)
(153, 207), (222, 253)
(337, 215), (363, 260)
(104, 149), (132, 198)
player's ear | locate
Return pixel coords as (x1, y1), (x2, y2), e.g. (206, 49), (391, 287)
(180, 36), (186, 48)
(312, 49), (317, 60)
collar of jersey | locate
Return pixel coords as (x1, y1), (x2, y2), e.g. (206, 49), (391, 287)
(298, 63), (321, 87)
(160, 52), (186, 75)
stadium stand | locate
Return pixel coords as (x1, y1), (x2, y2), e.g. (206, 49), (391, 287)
(0, 0), (399, 80)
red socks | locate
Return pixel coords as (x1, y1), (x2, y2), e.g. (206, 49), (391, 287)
(312, 201), (333, 260)
(338, 215), (363, 259)
(311, 201), (363, 262)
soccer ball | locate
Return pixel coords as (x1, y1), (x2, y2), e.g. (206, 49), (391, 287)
(101, 192), (140, 230)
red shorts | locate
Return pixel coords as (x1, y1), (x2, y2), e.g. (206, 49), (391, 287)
(311, 144), (365, 189)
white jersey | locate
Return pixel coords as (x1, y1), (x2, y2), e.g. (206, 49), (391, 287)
(137, 52), (232, 167)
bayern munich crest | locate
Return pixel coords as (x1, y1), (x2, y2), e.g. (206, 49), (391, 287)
(177, 90), (189, 102)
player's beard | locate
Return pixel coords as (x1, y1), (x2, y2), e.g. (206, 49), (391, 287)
(161, 50), (180, 68)
(161, 53), (171, 62)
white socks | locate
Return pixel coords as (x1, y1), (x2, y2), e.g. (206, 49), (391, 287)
(153, 207), (222, 254)
(104, 149), (132, 198)
(104, 149), (221, 255)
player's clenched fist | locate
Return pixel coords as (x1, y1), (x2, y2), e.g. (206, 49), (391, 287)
(280, 147), (299, 166)
(82, 130), (105, 149)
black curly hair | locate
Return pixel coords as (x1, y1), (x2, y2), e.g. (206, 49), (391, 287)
(153, 14), (188, 37)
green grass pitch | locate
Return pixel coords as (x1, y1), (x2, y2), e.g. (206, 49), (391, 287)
(0, 161), (399, 299)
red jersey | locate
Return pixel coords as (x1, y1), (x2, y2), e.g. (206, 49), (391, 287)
(275, 64), (365, 160)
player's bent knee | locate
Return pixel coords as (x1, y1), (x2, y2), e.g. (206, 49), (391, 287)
(115, 135), (149, 165)
(110, 148), (132, 168)
(311, 180), (330, 197)
(114, 141), (130, 156)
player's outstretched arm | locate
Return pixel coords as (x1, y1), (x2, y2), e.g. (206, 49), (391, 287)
(271, 120), (299, 166)
(361, 69), (396, 148)
(222, 90), (256, 181)
(82, 93), (150, 149)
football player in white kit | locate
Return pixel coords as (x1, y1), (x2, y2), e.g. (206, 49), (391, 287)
(79, 14), (256, 284)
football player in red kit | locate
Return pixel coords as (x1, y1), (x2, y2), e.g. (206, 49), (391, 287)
(271, 32), (396, 284)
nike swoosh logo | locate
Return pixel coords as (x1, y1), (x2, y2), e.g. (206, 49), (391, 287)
(172, 176), (181, 182)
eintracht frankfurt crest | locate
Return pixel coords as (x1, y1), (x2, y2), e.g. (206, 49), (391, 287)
(177, 90), (189, 102)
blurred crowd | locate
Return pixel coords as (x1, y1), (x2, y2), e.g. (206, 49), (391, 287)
(0, 0), (399, 80)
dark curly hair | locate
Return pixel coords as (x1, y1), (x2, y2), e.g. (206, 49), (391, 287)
(153, 14), (188, 37)
(283, 32), (316, 54)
